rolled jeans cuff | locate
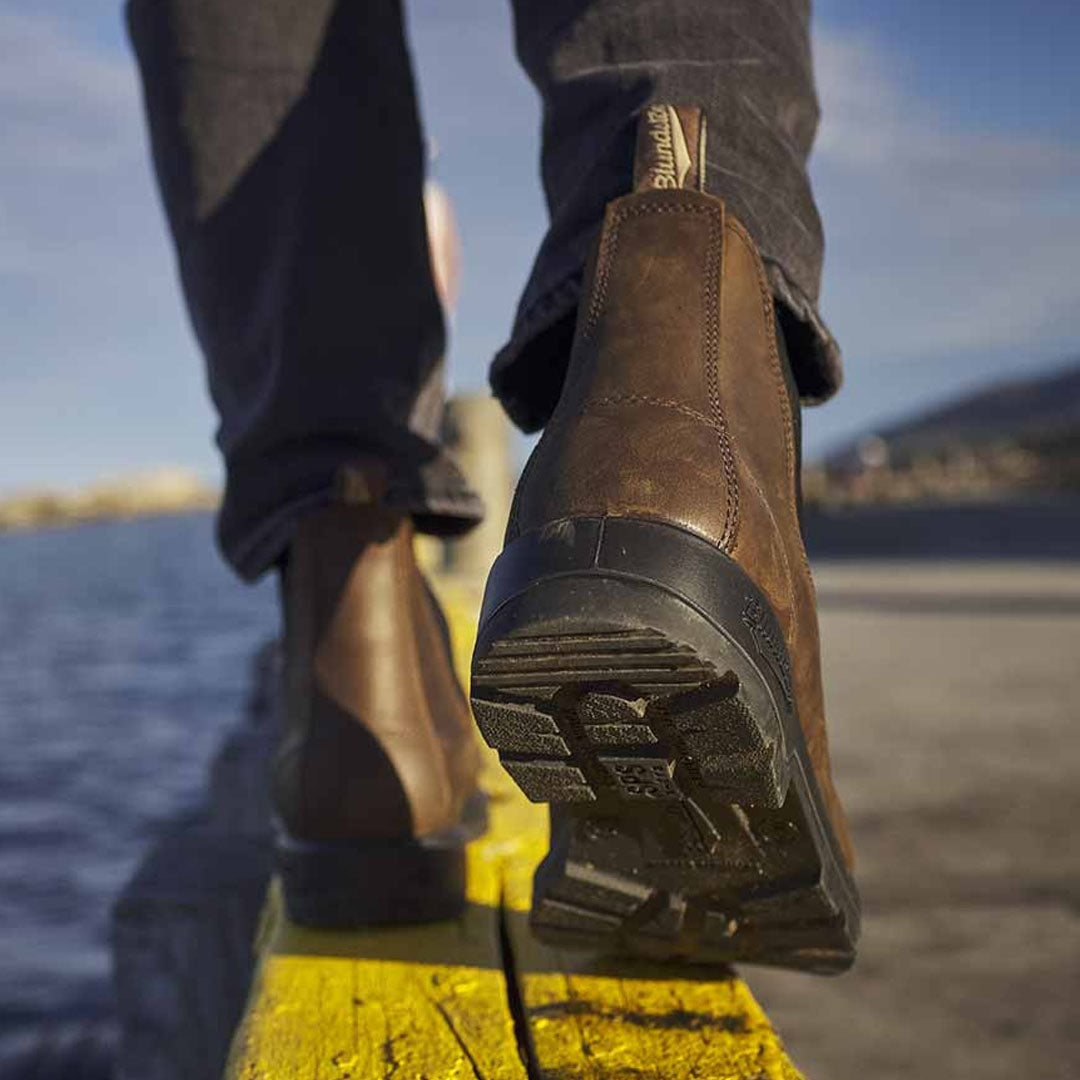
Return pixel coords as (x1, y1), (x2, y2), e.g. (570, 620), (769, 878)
(220, 445), (484, 581)
(490, 259), (844, 434)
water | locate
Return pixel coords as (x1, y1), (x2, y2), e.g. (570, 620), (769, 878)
(0, 514), (276, 1065)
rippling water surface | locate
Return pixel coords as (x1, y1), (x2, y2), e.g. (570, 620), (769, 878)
(0, 513), (275, 1062)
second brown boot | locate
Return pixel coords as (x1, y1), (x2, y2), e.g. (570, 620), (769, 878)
(274, 504), (485, 927)
(471, 106), (859, 973)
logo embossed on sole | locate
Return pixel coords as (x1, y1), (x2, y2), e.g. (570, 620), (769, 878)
(741, 597), (795, 709)
(599, 756), (681, 800)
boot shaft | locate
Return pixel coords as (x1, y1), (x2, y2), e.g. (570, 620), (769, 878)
(276, 506), (479, 842)
(509, 186), (802, 565)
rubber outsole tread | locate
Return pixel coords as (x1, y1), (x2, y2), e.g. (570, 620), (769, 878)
(473, 635), (857, 970)
(471, 517), (860, 974)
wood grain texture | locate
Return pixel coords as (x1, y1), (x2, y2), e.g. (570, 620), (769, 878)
(224, 582), (806, 1080)
(502, 825), (804, 1080)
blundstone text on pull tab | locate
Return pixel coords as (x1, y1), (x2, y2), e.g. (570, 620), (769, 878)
(633, 104), (707, 193)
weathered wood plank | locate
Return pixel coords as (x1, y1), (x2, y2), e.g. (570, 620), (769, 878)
(225, 770), (530, 1080)
(501, 825), (805, 1080)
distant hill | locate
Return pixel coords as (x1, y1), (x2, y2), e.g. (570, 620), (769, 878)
(811, 359), (1080, 505)
(831, 358), (1080, 465)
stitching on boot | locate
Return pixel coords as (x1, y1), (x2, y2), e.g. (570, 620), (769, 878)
(728, 218), (810, 621)
(588, 392), (725, 434)
(705, 209), (740, 551)
(582, 200), (722, 344)
(581, 199), (738, 548)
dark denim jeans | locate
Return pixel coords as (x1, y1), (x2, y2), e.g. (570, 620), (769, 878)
(127, 0), (840, 580)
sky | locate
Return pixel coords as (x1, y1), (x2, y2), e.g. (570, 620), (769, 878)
(1, 0), (1078, 495)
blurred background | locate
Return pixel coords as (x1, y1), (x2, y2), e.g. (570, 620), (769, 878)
(1, 1), (1077, 1078)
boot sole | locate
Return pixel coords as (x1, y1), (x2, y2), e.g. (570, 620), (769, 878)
(471, 517), (859, 974)
(276, 793), (488, 928)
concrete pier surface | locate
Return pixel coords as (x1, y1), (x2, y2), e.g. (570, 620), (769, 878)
(748, 561), (1080, 1080)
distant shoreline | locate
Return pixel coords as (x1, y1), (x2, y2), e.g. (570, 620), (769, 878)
(0, 468), (218, 535)
(0, 503), (217, 537)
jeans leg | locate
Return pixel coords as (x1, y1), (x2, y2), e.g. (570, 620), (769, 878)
(127, 0), (481, 580)
(495, 0), (841, 432)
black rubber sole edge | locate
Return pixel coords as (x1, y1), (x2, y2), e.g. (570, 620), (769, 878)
(276, 792), (488, 928)
(470, 516), (859, 974)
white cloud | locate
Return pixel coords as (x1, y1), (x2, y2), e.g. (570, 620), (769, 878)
(811, 27), (1080, 360)
(0, 11), (140, 174)
(0, 11), (193, 417)
(815, 30), (1080, 189)
(0, 11), (152, 290)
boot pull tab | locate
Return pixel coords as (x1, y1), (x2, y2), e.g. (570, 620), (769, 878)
(632, 105), (707, 193)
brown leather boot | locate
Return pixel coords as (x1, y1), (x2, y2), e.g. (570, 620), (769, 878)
(471, 106), (859, 972)
(274, 504), (485, 927)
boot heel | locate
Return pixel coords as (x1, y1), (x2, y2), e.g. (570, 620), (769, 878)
(275, 794), (487, 928)
(471, 517), (859, 973)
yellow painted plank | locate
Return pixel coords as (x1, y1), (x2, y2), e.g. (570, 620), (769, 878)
(226, 820), (528, 1080)
(501, 829), (805, 1080)
(225, 576), (807, 1080)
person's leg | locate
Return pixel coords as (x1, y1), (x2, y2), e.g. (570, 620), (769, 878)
(126, 0), (481, 581)
(127, 0), (483, 925)
(473, 0), (859, 971)
(495, 0), (839, 431)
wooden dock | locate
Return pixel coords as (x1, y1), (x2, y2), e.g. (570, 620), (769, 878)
(223, 580), (806, 1080)
(225, 775), (803, 1080)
